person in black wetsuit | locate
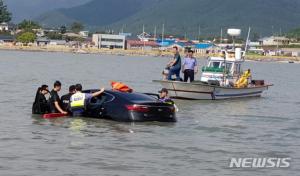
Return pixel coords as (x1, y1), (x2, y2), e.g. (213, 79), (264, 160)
(61, 85), (76, 114)
(32, 85), (50, 114)
(49, 81), (68, 114)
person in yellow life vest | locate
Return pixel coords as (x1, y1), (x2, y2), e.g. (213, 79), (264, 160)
(70, 84), (105, 116)
(235, 69), (252, 88)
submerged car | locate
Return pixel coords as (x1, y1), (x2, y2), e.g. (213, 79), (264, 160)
(82, 90), (177, 122)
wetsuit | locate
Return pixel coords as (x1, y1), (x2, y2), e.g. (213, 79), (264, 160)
(32, 93), (49, 114)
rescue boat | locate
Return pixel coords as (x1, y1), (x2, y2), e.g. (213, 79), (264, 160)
(153, 29), (273, 100)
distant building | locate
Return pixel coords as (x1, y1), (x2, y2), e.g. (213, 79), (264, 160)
(79, 31), (89, 38)
(137, 32), (155, 42)
(119, 33), (132, 37)
(259, 36), (290, 46)
(127, 40), (159, 50)
(92, 34), (126, 49)
(0, 22), (16, 33)
(0, 22), (9, 31)
(194, 43), (215, 54)
(36, 38), (50, 46)
(49, 40), (67, 46)
(64, 32), (82, 38)
(0, 35), (14, 45)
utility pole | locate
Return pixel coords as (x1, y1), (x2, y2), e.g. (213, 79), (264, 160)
(162, 23), (165, 45)
(220, 28), (223, 44)
(143, 24), (145, 50)
(154, 26), (157, 40)
(198, 25), (201, 42)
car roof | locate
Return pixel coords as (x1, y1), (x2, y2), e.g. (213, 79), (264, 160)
(84, 89), (157, 101)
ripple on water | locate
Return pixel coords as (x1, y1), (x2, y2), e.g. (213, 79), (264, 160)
(0, 51), (300, 175)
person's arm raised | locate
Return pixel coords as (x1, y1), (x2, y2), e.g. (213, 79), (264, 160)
(92, 88), (105, 97)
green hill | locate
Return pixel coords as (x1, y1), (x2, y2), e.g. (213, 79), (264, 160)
(36, 0), (300, 37)
(36, 0), (156, 27)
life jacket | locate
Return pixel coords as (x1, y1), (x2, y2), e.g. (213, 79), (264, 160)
(111, 81), (133, 93)
(70, 92), (86, 109)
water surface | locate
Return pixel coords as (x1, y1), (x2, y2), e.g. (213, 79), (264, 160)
(0, 50), (299, 176)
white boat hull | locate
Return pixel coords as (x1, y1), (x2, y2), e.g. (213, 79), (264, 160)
(153, 80), (272, 100)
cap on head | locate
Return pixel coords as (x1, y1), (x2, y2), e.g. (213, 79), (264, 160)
(54, 81), (61, 88)
(75, 84), (83, 91)
(158, 88), (168, 94)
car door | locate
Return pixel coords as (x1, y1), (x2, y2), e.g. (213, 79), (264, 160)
(86, 92), (115, 118)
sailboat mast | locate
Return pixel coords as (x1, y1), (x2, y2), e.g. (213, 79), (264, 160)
(154, 26), (157, 39)
(198, 25), (201, 41)
(245, 27), (251, 54)
(143, 24), (145, 50)
(162, 23), (165, 45)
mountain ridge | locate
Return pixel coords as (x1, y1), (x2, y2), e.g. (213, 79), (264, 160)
(35, 0), (300, 37)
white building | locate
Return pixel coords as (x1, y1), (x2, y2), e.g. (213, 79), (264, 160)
(79, 31), (89, 38)
(49, 40), (67, 46)
(92, 34), (126, 49)
(0, 22), (9, 31)
(259, 36), (290, 46)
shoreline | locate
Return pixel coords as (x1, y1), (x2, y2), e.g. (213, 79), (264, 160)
(1, 45), (300, 63)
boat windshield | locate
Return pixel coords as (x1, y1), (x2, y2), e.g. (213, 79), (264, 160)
(209, 61), (222, 68)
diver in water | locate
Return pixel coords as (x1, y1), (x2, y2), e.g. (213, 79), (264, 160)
(32, 85), (50, 114)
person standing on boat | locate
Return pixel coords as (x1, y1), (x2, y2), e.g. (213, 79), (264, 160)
(182, 50), (198, 82)
(167, 46), (181, 81)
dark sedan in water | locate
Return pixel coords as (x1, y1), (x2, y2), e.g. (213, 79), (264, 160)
(82, 90), (177, 122)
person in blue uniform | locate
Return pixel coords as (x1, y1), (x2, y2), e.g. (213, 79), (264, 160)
(70, 84), (105, 117)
